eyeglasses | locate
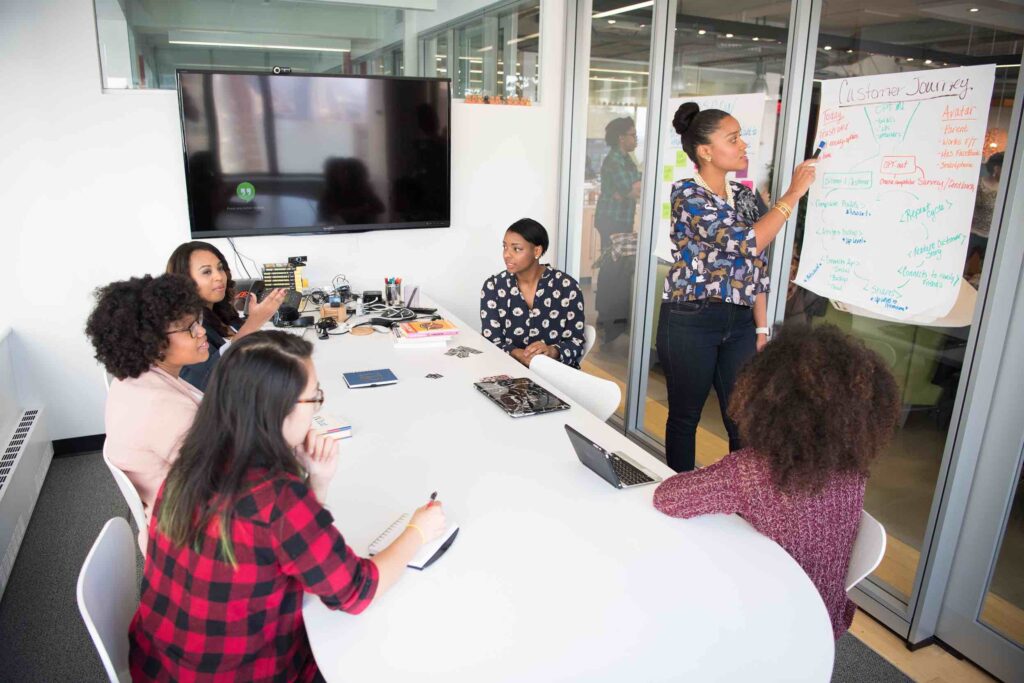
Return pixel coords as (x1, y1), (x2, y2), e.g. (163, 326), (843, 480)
(168, 313), (204, 339)
(297, 386), (325, 409)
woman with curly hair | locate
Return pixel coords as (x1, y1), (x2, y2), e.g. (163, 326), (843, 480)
(652, 324), (900, 639)
(166, 241), (286, 391)
(86, 274), (209, 521)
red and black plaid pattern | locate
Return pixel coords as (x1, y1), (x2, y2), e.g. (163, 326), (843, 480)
(130, 469), (378, 682)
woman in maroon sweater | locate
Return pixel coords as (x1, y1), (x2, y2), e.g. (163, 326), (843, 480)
(653, 324), (900, 639)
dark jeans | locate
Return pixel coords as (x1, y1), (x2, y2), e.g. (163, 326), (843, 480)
(656, 300), (756, 473)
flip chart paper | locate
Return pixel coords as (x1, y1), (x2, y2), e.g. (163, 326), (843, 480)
(795, 65), (995, 320)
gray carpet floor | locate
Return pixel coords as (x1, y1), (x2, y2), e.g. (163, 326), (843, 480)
(0, 451), (912, 682)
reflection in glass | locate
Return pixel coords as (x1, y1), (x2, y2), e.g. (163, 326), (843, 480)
(782, 0), (1022, 607)
(577, 0), (655, 420)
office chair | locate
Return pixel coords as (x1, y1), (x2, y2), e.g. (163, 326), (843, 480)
(530, 354), (620, 422)
(845, 510), (887, 591)
(76, 517), (137, 683)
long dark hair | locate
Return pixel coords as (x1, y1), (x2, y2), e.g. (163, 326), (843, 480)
(166, 241), (239, 338)
(158, 331), (313, 566)
(672, 103), (730, 170)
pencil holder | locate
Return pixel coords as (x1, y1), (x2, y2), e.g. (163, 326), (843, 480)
(386, 282), (403, 306)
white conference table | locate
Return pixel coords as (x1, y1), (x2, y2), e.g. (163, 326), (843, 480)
(302, 299), (835, 682)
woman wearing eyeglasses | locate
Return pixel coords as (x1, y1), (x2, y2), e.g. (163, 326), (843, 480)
(167, 241), (287, 392)
(131, 331), (447, 682)
(86, 274), (209, 529)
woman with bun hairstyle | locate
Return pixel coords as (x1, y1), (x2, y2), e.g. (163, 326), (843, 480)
(167, 241), (287, 391)
(658, 102), (817, 472)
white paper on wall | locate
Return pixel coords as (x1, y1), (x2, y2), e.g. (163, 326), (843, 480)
(657, 93), (769, 262)
(795, 65), (995, 320)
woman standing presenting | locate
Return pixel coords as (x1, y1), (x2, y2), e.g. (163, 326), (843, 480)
(658, 102), (816, 472)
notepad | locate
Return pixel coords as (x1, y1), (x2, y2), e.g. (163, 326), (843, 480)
(367, 513), (459, 570)
(343, 368), (398, 388)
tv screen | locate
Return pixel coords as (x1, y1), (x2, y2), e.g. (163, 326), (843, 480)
(177, 70), (451, 238)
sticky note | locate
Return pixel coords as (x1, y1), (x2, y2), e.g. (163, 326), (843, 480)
(661, 202), (671, 220)
(663, 165), (674, 181)
(676, 150), (688, 165)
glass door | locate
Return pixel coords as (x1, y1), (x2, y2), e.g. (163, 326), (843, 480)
(571, 0), (657, 420)
(636, 1), (794, 469)
(777, 0), (1023, 635)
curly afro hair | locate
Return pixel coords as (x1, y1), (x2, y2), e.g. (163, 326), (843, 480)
(728, 324), (900, 495)
(86, 274), (203, 380)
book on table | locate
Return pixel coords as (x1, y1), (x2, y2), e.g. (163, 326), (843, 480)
(311, 413), (352, 439)
(398, 319), (459, 338)
(392, 326), (450, 348)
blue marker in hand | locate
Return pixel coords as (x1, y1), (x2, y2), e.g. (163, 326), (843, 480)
(812, 140), (826, 159)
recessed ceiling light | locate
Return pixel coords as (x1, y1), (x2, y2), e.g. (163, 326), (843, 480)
(969, 7), (979, 12)
(907, 57), (914, 62)
(925, 59), (933, 64)
(698, 29), (706, 35)
(824, 45), (832, 51)
(847, 49), (854, 54)
(752, 36), (759, 41)
(608, 19), (616, 24)
(725, 33), (733, 38)
(640, 24), (646, 28)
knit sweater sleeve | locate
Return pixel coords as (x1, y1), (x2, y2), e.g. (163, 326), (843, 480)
(652, 452), (742, 519)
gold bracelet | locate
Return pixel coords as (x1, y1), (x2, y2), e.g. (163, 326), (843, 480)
(774, 199), (793, 215)
(406, 523), (427, 544)
(772, 202), (792, 220)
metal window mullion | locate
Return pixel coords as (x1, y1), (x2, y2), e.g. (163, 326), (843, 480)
(555, 0), (593, 275)
(907, 48), (1024, 645)
(624, 0), (677, 435)
(483, 15), (499, 95)
(766, 0), (822, 326)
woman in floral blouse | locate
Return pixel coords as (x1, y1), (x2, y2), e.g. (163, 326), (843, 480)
(480, 219), (587, 369)
(658, 102), (817, 473)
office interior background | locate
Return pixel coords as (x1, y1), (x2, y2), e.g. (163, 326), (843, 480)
(1, 0), (1022, 680)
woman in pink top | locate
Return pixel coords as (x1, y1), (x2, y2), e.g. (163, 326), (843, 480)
(653, 324), (900, 639)
(86, 274), (210, 516)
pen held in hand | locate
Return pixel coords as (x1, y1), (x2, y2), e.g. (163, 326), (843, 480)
(811, 140), (826, 160)
(427, 491), (438, 508)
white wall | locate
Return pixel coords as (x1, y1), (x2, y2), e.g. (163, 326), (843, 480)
(0, 0), (567, 440)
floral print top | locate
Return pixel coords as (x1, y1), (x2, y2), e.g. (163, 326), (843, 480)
(662, 179), (771, 307)
(480, 266), (587, 368)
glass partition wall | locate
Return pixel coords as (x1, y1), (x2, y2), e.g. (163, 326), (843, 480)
(560, 0), (1024, 672)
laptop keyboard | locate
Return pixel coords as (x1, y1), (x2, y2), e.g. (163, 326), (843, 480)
(609, 455), (654, 486)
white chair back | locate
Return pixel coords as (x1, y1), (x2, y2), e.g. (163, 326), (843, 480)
(582, 324), (597, 360)
(102, 444), (148, 539)
(845, 510), (887, 591)
(76, 517), (138, 683)
(530, 355), (621, 422)
(101, 365), (113, 393)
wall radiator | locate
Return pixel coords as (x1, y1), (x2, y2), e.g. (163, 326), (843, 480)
(0, 408), (51, 602)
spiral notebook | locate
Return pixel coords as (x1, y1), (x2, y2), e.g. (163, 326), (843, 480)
(367, 513), (459, 570)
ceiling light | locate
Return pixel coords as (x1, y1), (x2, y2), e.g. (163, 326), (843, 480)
(824, 45), (832, 51)
(478, 45), (493, 52)
(168, 39), (348, 53)
(725, 33), (734, 38)
(698, 29), (706, 35)
(591, 67), (650, 75)
(925, 59), (932, 64)
(592, 1), (654, 19)
(847, 49), (854, 53)
(969, 7), (979, 12)
(590, 76), (635, 83)
(507, 32), (539, 45)
(639, 24), (646, 28)
(608, 19), (617, 24)
(906, 57), (914, 62)
(752, 37), (760, 41)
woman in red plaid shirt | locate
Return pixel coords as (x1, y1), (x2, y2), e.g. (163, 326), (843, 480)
(130, 331), (446, 682)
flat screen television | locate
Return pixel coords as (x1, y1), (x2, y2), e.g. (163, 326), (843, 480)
(176, 70), (451, 238)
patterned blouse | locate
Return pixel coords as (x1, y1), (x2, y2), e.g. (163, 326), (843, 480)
(480, 266), (587, 369)
(662, 179), (771, 307)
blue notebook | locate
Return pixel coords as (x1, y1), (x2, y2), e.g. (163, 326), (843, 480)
(343, 368), (398, 388)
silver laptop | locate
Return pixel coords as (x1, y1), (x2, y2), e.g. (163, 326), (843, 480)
(564, 425), (663, 489)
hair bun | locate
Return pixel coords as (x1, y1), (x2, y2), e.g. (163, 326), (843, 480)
(673, 102), (700, 137)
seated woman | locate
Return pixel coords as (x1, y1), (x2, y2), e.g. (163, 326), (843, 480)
(652, 324), (900, 640)
(85, 274), (209, 520)
(130, 331), (447, 681)
(480, 218), (587, 368)
(166, 241), (287, 391)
